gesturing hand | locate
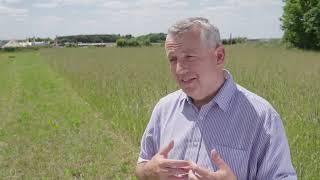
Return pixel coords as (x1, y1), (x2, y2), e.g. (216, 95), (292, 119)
(188, 149), (237, 180)
(144, 140), (192, 180)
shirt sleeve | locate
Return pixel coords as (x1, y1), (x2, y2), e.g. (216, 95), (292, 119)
(137, 102), (161, 163)
(256, 111), (297, 179)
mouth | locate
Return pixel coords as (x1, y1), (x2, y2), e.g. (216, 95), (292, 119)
(181, 77), (197, 86)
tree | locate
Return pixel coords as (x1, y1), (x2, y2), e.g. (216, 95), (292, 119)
(142, 38), (152, 46)
(116, 38), (126, 47)
(127, 38), (141, 47)
(281, 0), (320, 50)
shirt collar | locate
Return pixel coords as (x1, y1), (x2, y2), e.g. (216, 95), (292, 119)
(179, 69), (237, 112)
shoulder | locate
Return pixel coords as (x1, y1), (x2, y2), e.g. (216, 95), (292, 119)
(156, 89), (184, 108)
(150, 89), (184, 123)
(236, 84), (278, 115)
(235, 84), (280, 133)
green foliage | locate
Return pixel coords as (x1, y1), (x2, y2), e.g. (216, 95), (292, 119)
(116, 38), (142, 47)
(116, 38), (126, 47)
(136, 33), (166, 43)
(115, 33), (166, 47)
(57, 34), (125, 44)
(2, 47), (19, 52)
(56, 33), (166, 46)
(27, 37), (53, 43)
(0, 47), (39, 52)
(281, 0), (320, 50)
(126, 38), (141, 47)
(141, 38), (152, 46)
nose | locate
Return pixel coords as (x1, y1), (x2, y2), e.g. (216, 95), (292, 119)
(176, 60), (188, 75)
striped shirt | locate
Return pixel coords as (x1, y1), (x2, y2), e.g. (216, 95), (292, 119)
(138, 70), (297, 180)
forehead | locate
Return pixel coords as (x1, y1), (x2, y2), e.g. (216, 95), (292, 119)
(165, 29), (203, 53)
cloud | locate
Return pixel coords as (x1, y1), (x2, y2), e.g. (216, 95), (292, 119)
(204, 5), (234, 12)
(40, 15), (64, 22)
(200, 0), (283, 11)
(135, 0), (188, 8)
(32, 2), (59, 8)
(62, 0), (101, 5)
(225, 0), (283, 8)
(1, 0), (22, 4)
(158, 1), (188, 8)
(0, 4), (28, 16)
(32, 0), (104, 7)
(103, 1), (129, 9)
(80, 19), (97, 25)
(32, 0), (189, 10)
(14, 17), (25, 21)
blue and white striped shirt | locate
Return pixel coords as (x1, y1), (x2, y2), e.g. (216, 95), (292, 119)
(138, 70), (297, 179)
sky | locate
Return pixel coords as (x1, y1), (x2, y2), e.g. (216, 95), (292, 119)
(0, 0), (285, 40)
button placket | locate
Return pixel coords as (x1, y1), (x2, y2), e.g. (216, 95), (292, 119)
(198, 103), (212, 122)
(184, 122), (201, 161)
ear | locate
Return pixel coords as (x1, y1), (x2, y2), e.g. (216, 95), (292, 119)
(214, 46), (225, 66)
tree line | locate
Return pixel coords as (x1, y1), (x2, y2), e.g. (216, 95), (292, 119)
(55, 33), (166, 46)
(281, 0), (320, 50)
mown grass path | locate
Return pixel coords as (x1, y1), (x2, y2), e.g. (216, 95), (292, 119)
(0, 52), (137, 179)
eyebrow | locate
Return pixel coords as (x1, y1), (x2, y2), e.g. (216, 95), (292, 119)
(182, 48), (197, 53)
(167, 51), (176, 57)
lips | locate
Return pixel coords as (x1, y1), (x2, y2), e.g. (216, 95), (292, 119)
(181, 77), (196, 86)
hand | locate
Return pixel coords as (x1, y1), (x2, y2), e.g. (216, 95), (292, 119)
(188, 149), (237, 180)
(143, 140), (192, 180)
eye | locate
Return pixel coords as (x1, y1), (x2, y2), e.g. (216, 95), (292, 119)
(186, 55), (195, 59)
(185, 55), (195, 61)
(169, 57), (177, 63)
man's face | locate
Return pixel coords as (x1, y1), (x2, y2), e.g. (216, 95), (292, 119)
(165, 28), (224, 101)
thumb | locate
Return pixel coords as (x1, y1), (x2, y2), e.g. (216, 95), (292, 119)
(211, 149), (227, 169)
(188, 169), (197, 180)
(159, 140), (174, 158)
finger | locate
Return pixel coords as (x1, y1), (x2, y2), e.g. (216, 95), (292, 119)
(160, 159), (191, 168)
(167, 175), (188, 180)
(211, 149), (227, 169)
(164, 167), (190, 174)
(159, 140), (174, 157)
(160, 168), (189, 178)
(188, 169), (198, 180)
(191, 163), (210, 177)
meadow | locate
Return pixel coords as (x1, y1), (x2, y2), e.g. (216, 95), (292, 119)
(0, 44), (319, 179)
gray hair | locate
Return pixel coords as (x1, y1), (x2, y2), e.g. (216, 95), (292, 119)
(167, 17), (222, 48)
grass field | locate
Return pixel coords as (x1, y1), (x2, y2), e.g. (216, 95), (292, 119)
(0, 52), (137, 179)
(0, 45), (319, 179)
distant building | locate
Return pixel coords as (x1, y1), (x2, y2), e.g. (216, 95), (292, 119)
(1, 40), (49, 48)
(2, 40), (23, 48)
(32, 41), (49, 46)
(21, 41), (32, 47)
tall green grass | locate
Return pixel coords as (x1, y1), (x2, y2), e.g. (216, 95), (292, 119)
(41, 45), (320, 179)
(0, 52), (137, 178)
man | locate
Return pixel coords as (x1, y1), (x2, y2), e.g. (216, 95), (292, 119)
(135, 17), (297, 180)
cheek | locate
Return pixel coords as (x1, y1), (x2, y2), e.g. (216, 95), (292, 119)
(170, 65), (179, 79)
(195, 65), (214, 82)
(170, 65), (176, 74)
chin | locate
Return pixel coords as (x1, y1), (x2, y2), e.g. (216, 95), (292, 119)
(182, 88), (199, 99)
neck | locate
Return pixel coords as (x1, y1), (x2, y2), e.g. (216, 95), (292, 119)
(193, 73), (225, 109)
